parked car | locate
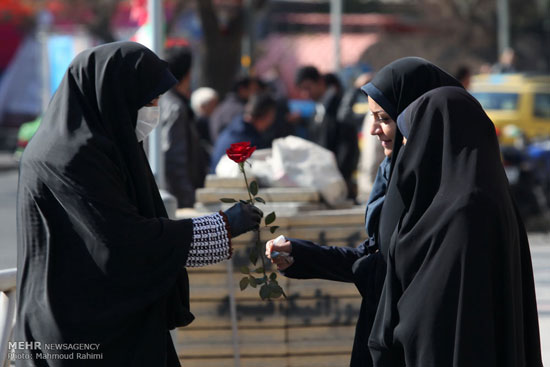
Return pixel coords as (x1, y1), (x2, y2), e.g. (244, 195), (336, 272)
(470, 73), (550, 145)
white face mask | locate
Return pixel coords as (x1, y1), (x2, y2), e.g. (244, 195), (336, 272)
(135, 106), (160, 142)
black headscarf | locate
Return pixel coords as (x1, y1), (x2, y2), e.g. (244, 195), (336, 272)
(369, 86), (542, 367)
(361, 57), (462, 122)
(361, 57), (463, 257)
(16, 42), (195, 366)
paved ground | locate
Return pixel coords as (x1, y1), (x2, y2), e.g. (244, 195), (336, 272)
(532, 235), (550, 364)
(0, 164), (549, 363)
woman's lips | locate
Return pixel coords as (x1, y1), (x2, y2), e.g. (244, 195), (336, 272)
(381, 140), (392, 148)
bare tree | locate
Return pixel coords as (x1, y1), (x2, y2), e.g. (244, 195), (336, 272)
(85, 0), (121, 43)
(361, 0), (549, 72)
(195, 0), (245, 97)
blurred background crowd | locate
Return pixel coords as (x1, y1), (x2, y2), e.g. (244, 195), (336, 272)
(0, 0), (549, 226)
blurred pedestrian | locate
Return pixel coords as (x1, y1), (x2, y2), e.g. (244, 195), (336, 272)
(370, 86), (542, 367)
(338, 72), (374, 129)
(16, 42), (262, 367)
(454, 65), (472, 89)
(268, 57), (464, 367)
(190, 87), (218, 146)
(492, 47), (517, 73)
(160, 45), (207, 208)
(209, 75), (259, 143)
(210, 92), (276, 173)
(190, 86), (219, 164)
(261, 75), (300, 144)
(295, 66), (341, 120)
(295, 65), (359, 198)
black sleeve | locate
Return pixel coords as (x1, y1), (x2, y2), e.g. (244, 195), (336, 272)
(282, 238), (366, 283)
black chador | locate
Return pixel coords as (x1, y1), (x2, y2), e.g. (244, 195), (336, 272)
(370, 87), (543, 367)
(16, 42), (195, 366)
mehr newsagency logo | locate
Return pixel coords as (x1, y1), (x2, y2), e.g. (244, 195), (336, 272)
(8, 341), (103, 361)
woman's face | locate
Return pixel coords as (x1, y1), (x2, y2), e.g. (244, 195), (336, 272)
(368, 96), (397, 157)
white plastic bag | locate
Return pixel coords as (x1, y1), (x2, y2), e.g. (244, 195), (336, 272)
(215, 148), (273, 187)
(271, 136), (347, 205)
(214, 136), (347, 205)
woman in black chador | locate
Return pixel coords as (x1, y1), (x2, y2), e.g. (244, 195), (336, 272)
(266, 57), (463, 367)
(15, 42), (262, 367)
(370, 86), (542, 366)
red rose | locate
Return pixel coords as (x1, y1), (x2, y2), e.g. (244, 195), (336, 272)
(226, 142), (257, 163)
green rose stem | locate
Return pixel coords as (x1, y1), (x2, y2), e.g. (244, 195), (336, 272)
(239, 162), (254, 204)
(239, 162), (268, 283)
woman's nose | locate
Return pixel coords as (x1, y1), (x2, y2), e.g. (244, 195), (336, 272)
(370, 121), (381, 136)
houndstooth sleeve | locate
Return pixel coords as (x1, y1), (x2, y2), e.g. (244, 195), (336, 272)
(186, 212), (232, 267)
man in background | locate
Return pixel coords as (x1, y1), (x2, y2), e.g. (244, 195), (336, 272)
(209, 75), (260, 143)
(160, 46), (207, 208)
(295, 65), (359, 199)
(210, 93), (276, 173)
(191, 86), (219, 165)
(454, 65), (472, 89)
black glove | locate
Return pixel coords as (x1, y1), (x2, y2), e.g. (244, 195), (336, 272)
(223, 203), (263, 238)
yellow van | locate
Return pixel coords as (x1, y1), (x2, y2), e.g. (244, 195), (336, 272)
(470, 74), (550, 145)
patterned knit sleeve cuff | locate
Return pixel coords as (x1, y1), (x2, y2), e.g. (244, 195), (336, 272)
(186, 212), (233, 268)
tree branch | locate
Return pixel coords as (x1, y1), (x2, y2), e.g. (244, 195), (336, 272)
(196, 0), (219, 44)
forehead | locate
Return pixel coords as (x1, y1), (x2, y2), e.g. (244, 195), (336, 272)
(368, 96), (387, 114)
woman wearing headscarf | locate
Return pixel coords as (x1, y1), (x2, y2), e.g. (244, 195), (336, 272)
(369, 86), (542, 366)
(266, 57), (463, 367)
(15, 42), (262, 367)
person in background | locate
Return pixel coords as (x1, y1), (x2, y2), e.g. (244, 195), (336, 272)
(210, 92), (276, 173)
(160, 45), (207, 208)
(16, 41), (263, 366)
(338, 72), (374, 130)
(454, 65), (472, 89)
(209, 75), (260, 143)
(190, 86), (219, 164)
(323, 72), (344, 98)
(191, 87), (219, 146)
(295, 66), (341, 121)
(295, 65), (359, 198)
(492, 47), (517, 73)
(262, 77), (300, 144)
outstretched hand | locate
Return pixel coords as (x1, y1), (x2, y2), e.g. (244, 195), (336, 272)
(223, 203), (263, 238)
(265, 237), (293, 271)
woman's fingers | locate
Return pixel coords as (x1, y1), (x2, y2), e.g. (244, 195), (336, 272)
(265, 240), (274, 258)
(271, 257), (288, 269)
(274, 257), (293, 271)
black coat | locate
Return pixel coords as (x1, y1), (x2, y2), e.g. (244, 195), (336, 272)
(309, 87), (359, 191)
(160, 89), (207, 208)
(370, 87), (542, 366)
(16, 42), (195, 366)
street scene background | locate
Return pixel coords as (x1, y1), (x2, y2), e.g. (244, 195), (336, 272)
(1, 0), (549, 366)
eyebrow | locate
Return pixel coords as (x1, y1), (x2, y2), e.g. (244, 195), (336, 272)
(371, 109), (388, 115)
